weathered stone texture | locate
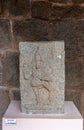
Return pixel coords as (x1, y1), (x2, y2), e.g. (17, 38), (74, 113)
(19, 41), (65, 114)
(31, 1), (51, 19)
(48, 0), (69, 3)
(51, 6), (71, 20)
(0, 20), (11, 49)
(0, 88), (10, 120)
(0, 1), (2, 14)
(13, 19), (48, 48)
(32, 2), (84, 20)
(65, 61), (83, 87)
(0, 0), (8, 16)
(1, 50), (19, 87)
(50, 20), (84, 57)
(51, 5), (84, 20)
(8, 0), (30, 16)
(71, 0), (84, 4)
(63, 6), (84, 19)
(48, 0), (84, 4)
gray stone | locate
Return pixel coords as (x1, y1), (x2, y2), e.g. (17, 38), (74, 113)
(19, 41), (65, 114)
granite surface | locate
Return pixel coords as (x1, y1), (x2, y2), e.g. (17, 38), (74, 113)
(19, 41), (65, 114)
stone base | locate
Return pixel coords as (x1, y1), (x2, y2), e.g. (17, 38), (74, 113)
(2, 101), (83, 130)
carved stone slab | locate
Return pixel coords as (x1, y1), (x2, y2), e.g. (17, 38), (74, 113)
(19, 41), (65, 114)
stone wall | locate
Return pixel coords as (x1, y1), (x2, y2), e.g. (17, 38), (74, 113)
(0, 0), (84, 128)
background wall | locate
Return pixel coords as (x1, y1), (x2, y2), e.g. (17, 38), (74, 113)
(0, 0), (84, 129)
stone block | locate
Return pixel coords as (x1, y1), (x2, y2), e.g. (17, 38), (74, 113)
(31, 1), (51, 19)
(13, 19), (48, 48)
(0, 19), (11, 49)
(32, 3), (84, 20)
(19, 41), (65, 114)
(64, 6), (84, 19)
(50, 20), (84, 57)
(51, 5), (84, 20)
(8, 0), (30, 16)
(65, 61), (83, 87)
(1, 50), (19, 87)
(48, 0), (84, 4)
(0, 88), (10, 119)
(72, 0), (84, 4)
(51, 5), (71, 20)
(48, 0), (68, 4)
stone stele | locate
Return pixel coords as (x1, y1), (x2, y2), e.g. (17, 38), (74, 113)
(19, 41), (65, 114)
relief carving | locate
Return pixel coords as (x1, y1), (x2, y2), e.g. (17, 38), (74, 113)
(19, 42), (65, 113)
(23, 46), (54, 106)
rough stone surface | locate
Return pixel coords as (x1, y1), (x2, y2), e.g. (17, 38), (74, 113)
(0, 88), (10, 121)
(51, 6), (71, 20)
(50, 20), (84, 57)
(51, 5), (84, 20)
(31, 1), (51, 19)
(0, 1), (2, 14)
(0, 19), (11, 49)
(31, 3), (84, 20)
(0, 0), (8, 16)
(48, 0), (69, 3)
(8, 0), (30, 16)
(19, 41), (65, 114)
(65, 61), (83, 87)
(1, 50), (19, 87)
(13, 19), (48, 48)
(64, 6), (84, 19)
(72, 0), (84, 4)
(48, 0), (84, 4)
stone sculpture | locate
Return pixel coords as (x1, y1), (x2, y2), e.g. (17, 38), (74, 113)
(19, 41), (65, 114)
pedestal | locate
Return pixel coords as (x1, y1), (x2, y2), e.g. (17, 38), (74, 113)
(2, 101), (83, 130)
